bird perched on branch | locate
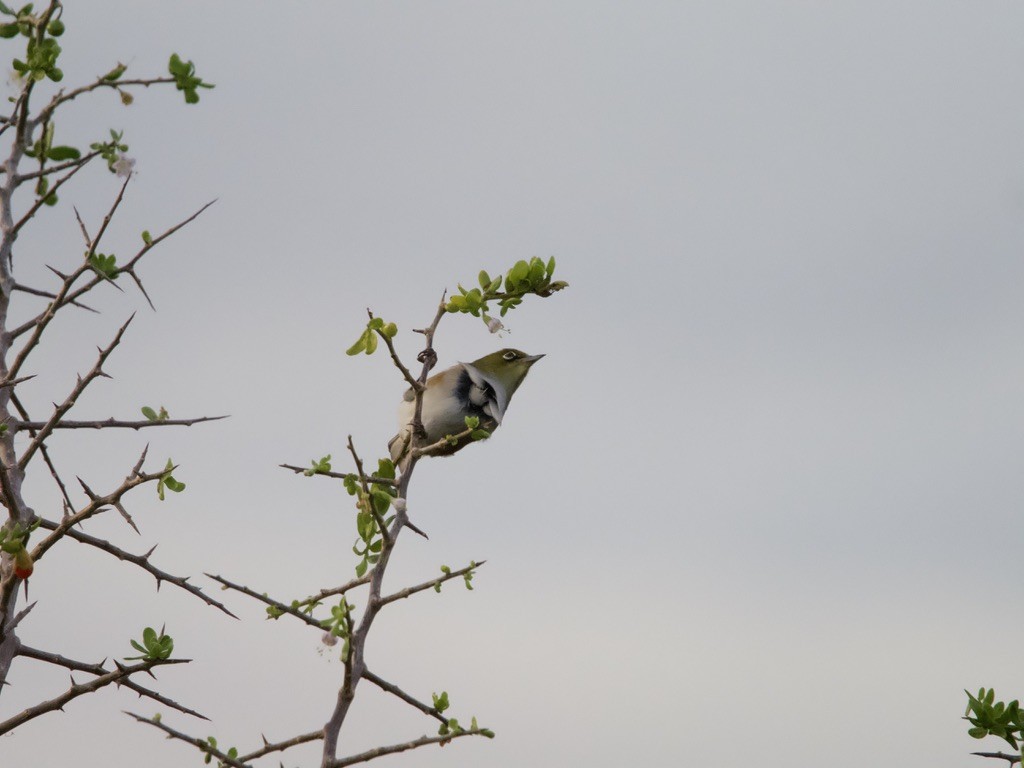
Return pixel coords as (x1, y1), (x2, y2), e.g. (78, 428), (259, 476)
(389, 348), (544, 467)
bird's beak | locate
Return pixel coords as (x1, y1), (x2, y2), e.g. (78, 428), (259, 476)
(523, 354), (545, 364)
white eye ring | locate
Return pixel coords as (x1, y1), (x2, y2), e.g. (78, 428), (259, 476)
(503, 351), (517, 361)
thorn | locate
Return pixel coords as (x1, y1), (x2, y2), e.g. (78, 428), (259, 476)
(405, 519), (429, 540)
(262, 734), (269, 746)
(46, 264), (68, 280)
(133, 444), (149, 473)
(143, 544), (157, 559)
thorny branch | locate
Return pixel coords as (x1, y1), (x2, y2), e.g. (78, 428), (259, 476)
(126, 711), (251, 768)
(36, 519), (236, 617)
(205, 573), (334, 630)
(17, 644), (208, 720)
(0, 657), (189, 734)
(329, 730), (489, 768)
(378, 561), (483, 607)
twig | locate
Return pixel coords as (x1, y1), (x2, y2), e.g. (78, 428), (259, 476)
(18, 415), (227, 431)
(126, 711), (251, 768)
(205, 573), (327, 630)
(12, 281), (97, 313)
(367, 309), (420, 392)
(329, 730), (489, 768)
(239, 730), (324, 762)
(378, 561), (484, 607)
(34, 517), (237, 617)
(278, 463), (396, 487)
(972, 753), (1022, 765)
(18, 315), (134, 470)
(32, 445), (154, 554)
(9, 157), (93, 237)
(10, 390), (74, 514)
(35, 77), (176, 125)
(0, 657), (188, 734)
(362, 670), (446, 725)
(299, 575), (373, 606)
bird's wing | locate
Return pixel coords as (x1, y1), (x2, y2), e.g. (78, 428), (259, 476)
(461, 362), (508, 424)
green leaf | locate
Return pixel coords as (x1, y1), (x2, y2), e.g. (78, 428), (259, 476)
(102, 62), (126, 81)
(364, 330), (378, 355)
(46, 18), (63, 36)
(382, 322), (398, 338)
(46, 145), (80, 161)
(376, 458), (396, 480)
(0, 23), (18, 37)
(546, 256), (556, 276)
(141, 230), (152, 244)
(368, 317), (384, 330)
(345, 331), (368, 356)
(478, 270), (491, 289)
(141, 406), (158, 421)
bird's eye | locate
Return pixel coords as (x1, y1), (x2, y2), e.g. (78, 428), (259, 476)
(502, 351), (517, 361)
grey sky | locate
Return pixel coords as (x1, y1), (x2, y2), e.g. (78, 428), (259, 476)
(3, 2), (1023, 766)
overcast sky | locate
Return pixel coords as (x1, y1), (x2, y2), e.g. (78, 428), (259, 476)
(3, 2), (1024, 767)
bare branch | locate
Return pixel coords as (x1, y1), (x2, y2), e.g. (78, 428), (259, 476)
(238, 730), (324, 762)
(18, 314), (134, 470)
(362, 670), (446, 725)
(36, 77), (176, 126)
(378, 561), (484, 608)
(14, 149), (102, 182)
(17, 645), (208, 720)
(32, 446), (155, 552)
(205, 573), (328, 630)
(298, 575), (373, 607)
(0, 657), (188, 734)
(972, 753), (1023, 765)
(366, 309), (420, 392)
(279, 463), (396, 487)
(126, 711), (251, 768)
(34, 517), (237, 618)
(18, 415), (228, 431)
(12, 281), (98, 313)
(329, 729), (489, 768)
(10, 156), (94, 237)
(10, 390), (74, 514)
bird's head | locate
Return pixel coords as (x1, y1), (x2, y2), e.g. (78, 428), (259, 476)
(469, 348), (544, 401)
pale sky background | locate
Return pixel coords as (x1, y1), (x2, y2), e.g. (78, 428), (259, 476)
(3, 2), (1024, 767)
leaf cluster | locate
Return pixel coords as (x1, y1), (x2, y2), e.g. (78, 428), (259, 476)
(346, 315), (397, 357)
(2, 3), (64, 82)
(168, 53), (213, 104)
(141, 405), (169, 422)
(965, 687), (1024, 759)
(89, 128), (129, 173)
(348, 458), (397, 577)
(202, 736), (238, 767)
(156, 458), (185, 501)
(320, 597), (354, 662)
(126, 626), (174, 661)
(447, 256), (567, 325)
(303, 454), (332, 476)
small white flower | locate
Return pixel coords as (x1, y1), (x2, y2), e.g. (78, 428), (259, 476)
(486, 316), (504, 334)
(7, 69), (24, 91)
(112, 154), (135, 178)
(391, 497), (407, 513)
(321, 631), (338, 647)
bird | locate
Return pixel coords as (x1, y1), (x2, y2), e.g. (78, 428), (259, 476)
(388, 348), (544, 467)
